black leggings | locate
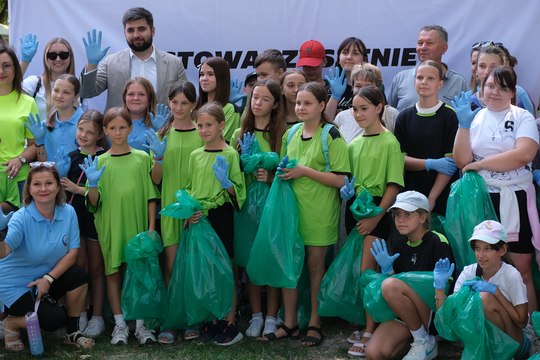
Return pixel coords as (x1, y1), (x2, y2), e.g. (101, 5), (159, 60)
(5, 265), (88, 332)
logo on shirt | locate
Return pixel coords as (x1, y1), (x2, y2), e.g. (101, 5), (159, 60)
(62, 234), (69, 249)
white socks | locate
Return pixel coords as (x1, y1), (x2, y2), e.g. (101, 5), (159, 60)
(113, 314), (125, 327)
(410, 325), (435, 344)
(136, 319), (145, 329)
(252, 312), (263, 320)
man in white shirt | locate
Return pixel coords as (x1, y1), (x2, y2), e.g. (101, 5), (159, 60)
(79, 7), (188, 111)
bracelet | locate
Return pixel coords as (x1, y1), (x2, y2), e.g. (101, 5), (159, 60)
(153, 155), (164, 161)
(35, 143), (44, 147)
(435, 295), (447, 301)
(43, 274), (55, 284)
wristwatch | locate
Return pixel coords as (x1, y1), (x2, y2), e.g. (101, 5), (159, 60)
(18, 156), (26, 165)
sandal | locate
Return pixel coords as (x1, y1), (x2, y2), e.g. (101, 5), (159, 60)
(348, 332), (372, 357)
(184, 329), (200, 340)
(64, 330), (95, 349)
(301, 326), (325, 346)
(3, 317), (24, 352)
(158, 330), (176, 344)
(263, 324), (300, 341)
(348, 329), (368, 344)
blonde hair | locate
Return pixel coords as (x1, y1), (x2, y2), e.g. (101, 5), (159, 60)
(41, 38), (76, 114)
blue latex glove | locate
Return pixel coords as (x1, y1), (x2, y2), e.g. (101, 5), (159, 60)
(143, 128), (167, 162)
(370, 238), (400, 274)
(238, 132), (255, 156)
(463, 280), (497, 295)
(277, 155), (289, 171)
(433, 258), (455, 290)
(340, 176), (356, 201)
(325, 67), (347, 100)
(78, 155), (105, 188)
(0, 211), (14, 230)
(229, 77), (247, 104)
(533, 170), (540, 187)
(54, 147), (71, 178)
(451, 91), (480, 129)
(25, 113), (47, 146)
(150, 104), (171, 131)
(425, 158), (457, 175)
(213, 155), (232, 189)
(20, 33), (39, 63)
(82, 29), (110, 65)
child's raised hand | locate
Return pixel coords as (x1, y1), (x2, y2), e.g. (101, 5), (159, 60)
(462, 280), (497, 295)
(150, 104), (171, 131)
(213, 155), (232, 189)
(143, 128), (167, 163)
(54, 146), (71, 178)
(78, 154), (105, 187)
(229, 77), (247, 104)
(433, 258), (455, 290)
(238, 132), (255, 155)
(451, 91), (480, 129)
(325, 67), (347, 100)
(25, 113), (46, 145)
(370, 238), (399, 274)
(340, 176), (356, 201)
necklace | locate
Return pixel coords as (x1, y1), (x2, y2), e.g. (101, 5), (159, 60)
(488, 108), (512, 141)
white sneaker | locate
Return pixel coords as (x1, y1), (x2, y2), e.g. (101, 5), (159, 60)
(403, 338), (438, 360)
(79, 317), (88, 332)
(111, 323), (129, 345)
(84, 318), (105, 338)
(135, 325), (157, 345)
(262, 317), (278, 336)
(245, 317), (264, 337)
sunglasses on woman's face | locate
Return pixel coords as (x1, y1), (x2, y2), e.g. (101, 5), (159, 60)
(46, 51), (71, 61)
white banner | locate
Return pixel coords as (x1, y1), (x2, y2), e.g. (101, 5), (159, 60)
(8, 0), (540, 113)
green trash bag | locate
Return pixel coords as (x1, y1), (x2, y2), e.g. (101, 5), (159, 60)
(361, 270), (450, 324)
(431, 213), (446, 236)
(160, 190), (234, 325)
(435, 278), (519, 360)
(532, 311), (540, 336)
(233, 140), (279, 267)
(528, 355), (540, 360)
(246, 159), (305, 288)
(317, 190), (383, 324)
(121, 231), (167, 329)
(444, 171), (498, 271)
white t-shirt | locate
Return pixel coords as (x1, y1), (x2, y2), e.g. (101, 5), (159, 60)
(22, 75), (53, 119)
(334, 105), (398, 144)
(470, 106), (538, 192)
(454, 262), (527, 307)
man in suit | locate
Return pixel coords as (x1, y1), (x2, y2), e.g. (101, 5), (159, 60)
(79, 7), (188, 112)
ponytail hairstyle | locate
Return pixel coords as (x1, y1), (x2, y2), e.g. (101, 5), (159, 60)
(195, 57), (231, 110)
(297, 82), (335, 126)
(353, 86), (386, 126)
(41, 38), (76, 113)
(122, 77), (157, 128)
(279, 69), (308, 117)
(477, 45), (507, 67)
(78, 109), (109, 151)
(236, 79), (286, 154)
(46, 74), (80, 131)
(158, 80), (197, 137)
(195, 102), (226, 141)
(416, 60), (444, 80)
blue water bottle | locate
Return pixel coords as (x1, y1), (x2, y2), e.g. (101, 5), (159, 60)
(25, 298), (44, 355)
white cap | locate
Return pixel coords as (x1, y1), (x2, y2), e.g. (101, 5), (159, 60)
(387, 191), (429, 213)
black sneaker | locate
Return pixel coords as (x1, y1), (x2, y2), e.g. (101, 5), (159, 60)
(199, 321), (219, 343)
(214, 320), (243, 346)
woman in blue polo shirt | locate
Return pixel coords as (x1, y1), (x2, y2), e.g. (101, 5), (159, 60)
(0, 162), (93, 351)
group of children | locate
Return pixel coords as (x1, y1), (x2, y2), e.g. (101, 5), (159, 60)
(0, 34), (537, 360)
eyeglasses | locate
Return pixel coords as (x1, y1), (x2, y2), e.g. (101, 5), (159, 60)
(30, 161), (56, 168)
(485, 84), (512, 94)
(472, 41), (503, 49)
(46, 51), (71, 61)
(1, 62), (13, 72)
(392, 211), (419, 221)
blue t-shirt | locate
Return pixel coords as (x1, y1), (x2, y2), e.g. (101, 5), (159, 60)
(44, 107), (84, 161)
(0, 201), (80, 309)
(128, 118), (150, 153)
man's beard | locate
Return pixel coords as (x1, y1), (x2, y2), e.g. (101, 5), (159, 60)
(128, 37), (153, 52)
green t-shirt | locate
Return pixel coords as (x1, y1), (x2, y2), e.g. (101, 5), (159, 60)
(0, 91), (38, 182)
(159, 128), (204, 247)
(0, 166), (21, 210)
(348, 131), (404, 198)
(281, 124), (350, 246)
(186, 146), (246, 215)
(86, 150), (159, 275)
(286, 121), (300, 129)
(223, 103), (241, 145)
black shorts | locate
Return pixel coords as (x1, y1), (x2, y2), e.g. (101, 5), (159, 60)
(5, 265), (88, 331)
(345, 196), (392, 240)
(207, 202), (235, 258)
(489, 190), (534, 254)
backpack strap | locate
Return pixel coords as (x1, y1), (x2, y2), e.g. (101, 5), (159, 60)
(321, 123), (334, 173)
(286, 123), (303, 149)
(475, 263), (483, 277)
(33, 76), (42, 99)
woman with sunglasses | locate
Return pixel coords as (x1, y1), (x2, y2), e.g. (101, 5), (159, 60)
(0, 162), (94, 351)
(0, 46), (38, 200)
(454, 65), (539, 317)
(21, 36), (76, 119)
